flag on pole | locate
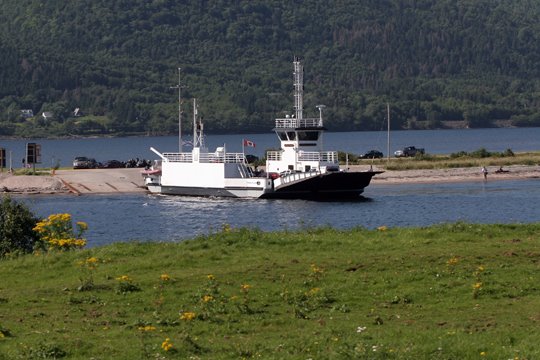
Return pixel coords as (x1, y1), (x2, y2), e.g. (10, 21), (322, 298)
(243, 139), (256, 148)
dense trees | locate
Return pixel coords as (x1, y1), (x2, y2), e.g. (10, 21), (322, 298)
(0, 0), (539, 137)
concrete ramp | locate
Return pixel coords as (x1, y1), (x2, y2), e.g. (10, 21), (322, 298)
(55, 168), (147, 194)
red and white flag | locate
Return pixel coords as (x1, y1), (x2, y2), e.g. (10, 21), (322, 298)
(243, 139), (256, 148)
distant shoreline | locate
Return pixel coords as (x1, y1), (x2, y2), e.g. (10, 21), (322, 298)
(1, 165), (539, 195)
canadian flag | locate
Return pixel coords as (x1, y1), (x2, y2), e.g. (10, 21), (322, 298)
(243, 139), (256, 147)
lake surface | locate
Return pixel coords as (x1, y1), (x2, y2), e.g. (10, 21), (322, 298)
(17, 178), (540, 247)
(1, 127), (539, 168)
(4, 127), (540, 247)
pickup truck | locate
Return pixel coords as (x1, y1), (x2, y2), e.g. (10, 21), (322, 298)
(395, 146), (425, 157)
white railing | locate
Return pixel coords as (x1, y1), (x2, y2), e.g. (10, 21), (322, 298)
(274, 169), (322, 188)
(275, 117), (322, 128)
(298, 151), (339, 163)
(163, 153), (193, 162)
(163, 152), (246, 163)
(266, 150), (338, 164)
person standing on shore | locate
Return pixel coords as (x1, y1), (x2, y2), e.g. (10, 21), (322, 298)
(481, 166), (488, 180)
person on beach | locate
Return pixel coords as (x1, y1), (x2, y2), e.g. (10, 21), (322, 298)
(481, 166), (488, 180)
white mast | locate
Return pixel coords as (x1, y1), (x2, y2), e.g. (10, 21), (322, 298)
(192, 98), (204, 148)
(170, 68), (183, 152)
(293, 57), (303, 120)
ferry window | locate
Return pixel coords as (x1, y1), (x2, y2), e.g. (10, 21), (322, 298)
(286, 132), (296, 140)
(298, 131), (319, 141)
(277, 131), (288, 140)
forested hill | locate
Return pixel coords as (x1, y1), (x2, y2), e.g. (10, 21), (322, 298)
(1, 0), (540, 137)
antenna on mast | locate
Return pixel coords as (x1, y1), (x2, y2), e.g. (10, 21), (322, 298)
(192, 98), (204, 148)
(293, 57), (303, 120)
(170, 68), (186, 152)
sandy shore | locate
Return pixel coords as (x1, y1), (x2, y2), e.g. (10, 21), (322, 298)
(366, 164), (540, 184)
(1, 165), (539, 195)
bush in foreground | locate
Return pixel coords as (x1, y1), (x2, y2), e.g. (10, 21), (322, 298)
(0, 196), (40, 258)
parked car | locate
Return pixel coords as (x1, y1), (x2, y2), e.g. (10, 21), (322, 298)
(360, 150), (383, 159)
(73, 156), (98, 169)
(101, 160), (125, 168)
(395, 146), (425, 157)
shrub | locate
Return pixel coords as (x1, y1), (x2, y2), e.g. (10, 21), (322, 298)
(0, 196), (41, 258)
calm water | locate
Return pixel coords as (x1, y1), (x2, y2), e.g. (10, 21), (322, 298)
(4, 127), (540, 247)
(1, 127), (539, 168)
(16, 178), (540, 247)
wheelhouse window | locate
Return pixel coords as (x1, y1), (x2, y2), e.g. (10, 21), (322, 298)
(276, 131), (288, 140)
(287, 132), (296, 140)
(297, 131), (319, 141)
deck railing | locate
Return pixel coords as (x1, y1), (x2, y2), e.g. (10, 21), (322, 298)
(163, 152), (246, 164)
(275, 117), (322, 128)
(266, 150), (338, 163)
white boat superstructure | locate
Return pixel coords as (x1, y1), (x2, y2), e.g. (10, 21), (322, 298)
(144, 98), (270, 198)
(143, 58), (381, 199)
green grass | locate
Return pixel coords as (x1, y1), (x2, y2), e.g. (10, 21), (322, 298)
(1, 223), (540, 359)
(360, 151), (540, 171)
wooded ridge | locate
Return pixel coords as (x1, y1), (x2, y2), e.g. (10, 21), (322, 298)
(1, 0), (539, 137)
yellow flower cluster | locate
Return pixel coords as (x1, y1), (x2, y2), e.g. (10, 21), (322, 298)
(180, 311), (196, 321)
(33, 213), (88, 251)
(161, 338), (173, 352)
(207, 274), (215, 280)
(160, 274), (170, 281)
(240, 284), (251, 292)
(116, 275), (132, 282)
(306, 287), (321, 296)
(310, 264), (323, 274)
(138, 325), (156, 332)
(473, 282), (482, 289)
(447, 256), (459, 266)
(202, 295), (214, 303)
(48, 238), (87, 249)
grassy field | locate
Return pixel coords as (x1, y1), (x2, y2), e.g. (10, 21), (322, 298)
(358, 151), (540, 171)
(1, 223), (540, 359)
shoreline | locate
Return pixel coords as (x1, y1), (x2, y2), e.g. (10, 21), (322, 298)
(1, 165), (539, 195)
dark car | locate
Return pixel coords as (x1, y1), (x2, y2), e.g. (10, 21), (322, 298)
(73, 156), (98, 169)
(360, 150), (383, 159)
(101, 160), (125, 168)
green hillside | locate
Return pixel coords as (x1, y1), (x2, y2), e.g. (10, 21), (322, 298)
(1, 0), (540, 137)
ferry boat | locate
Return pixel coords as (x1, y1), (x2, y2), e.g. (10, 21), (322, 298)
(143, 58), (382, 199)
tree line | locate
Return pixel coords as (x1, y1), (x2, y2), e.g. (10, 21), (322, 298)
(0, 0), (539, 138)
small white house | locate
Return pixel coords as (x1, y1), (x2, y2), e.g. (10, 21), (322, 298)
(21, 109), (34, 118)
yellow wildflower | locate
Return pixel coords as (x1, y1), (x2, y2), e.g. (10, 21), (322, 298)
(477, 265), (485, 272)
(180, 311), (196, 321)
(138, 325), (156, 332)
(207, 274), (215, 280)
(306, 287), (321, 296)
(240, 284), (251, 292)
(76, 221), (88, 230)
(117, 275), (132, 282)
(161, 338), (173, 352)
(202, 295), (214, 303)
(447, 256), (459, 266)
(480, 352), (486, 356)
(86, 257), (98, 264)
(160, 274), (170, 281)
(473, 282), (482, 289)
(310, 264), (323, 274)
